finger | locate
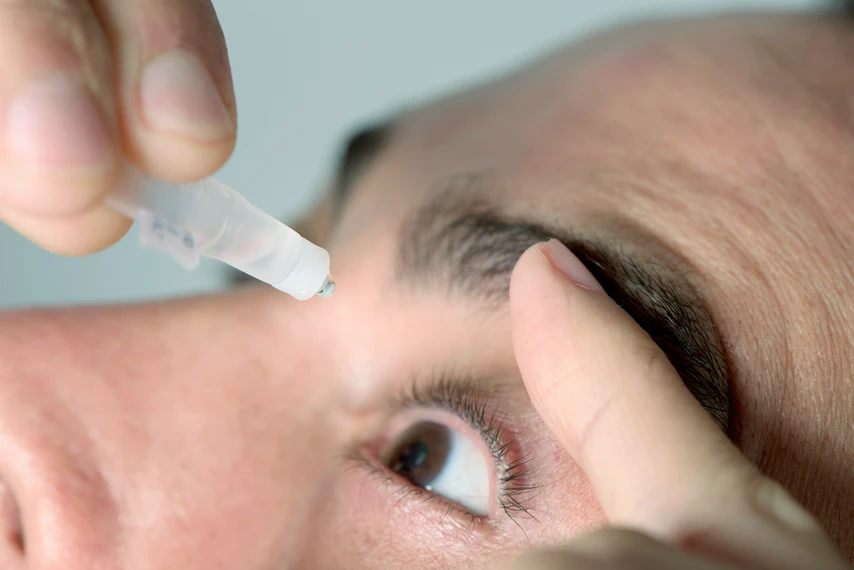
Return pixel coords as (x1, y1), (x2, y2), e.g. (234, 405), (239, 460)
(92, 0), (236, 182)
(507, 529), (738, 570)
(509, 240), (847, 568)
(0, 0), (120, 219)
(0, 201), (130, 256)
(510, 240), (746, 524)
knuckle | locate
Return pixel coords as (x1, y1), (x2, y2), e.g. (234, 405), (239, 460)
(137, 0), (232, 102)
(149, 0), (224, 50)
(0, 0), (108, 73)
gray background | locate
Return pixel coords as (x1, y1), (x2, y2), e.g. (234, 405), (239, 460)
(0, 0), (826, 308)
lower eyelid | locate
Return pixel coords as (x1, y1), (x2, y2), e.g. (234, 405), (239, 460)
(348, 450), (497, 532)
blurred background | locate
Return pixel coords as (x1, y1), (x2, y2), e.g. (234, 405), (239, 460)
(0, 0), (832, 308)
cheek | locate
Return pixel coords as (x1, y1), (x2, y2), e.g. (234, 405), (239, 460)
(300, 446), (607, 569)
(118, 396), (340, 568)
(303, 466), (523, 569)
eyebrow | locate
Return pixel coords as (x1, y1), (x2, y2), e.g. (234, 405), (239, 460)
(332, 121), (393, 213)
(396, 173), (736, 438)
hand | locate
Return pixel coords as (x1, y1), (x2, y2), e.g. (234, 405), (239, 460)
(504, 240), (849, 569)
(0, 0), (236, 255)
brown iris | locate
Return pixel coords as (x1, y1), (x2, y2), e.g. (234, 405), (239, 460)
(387, 421), (452, 488)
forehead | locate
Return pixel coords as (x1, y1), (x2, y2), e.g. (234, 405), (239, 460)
(349, 18), (852, 276)
(332, 13), (854, 448)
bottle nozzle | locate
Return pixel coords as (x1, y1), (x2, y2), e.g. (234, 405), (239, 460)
(317, 277), (335, 298)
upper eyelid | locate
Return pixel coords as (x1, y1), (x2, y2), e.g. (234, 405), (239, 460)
(388, 375), (495, 417)
(389, 377), (500, 448)
(388, 376), (520, 454)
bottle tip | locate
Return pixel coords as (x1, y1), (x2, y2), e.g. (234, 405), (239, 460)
(316, 276), (335, 298)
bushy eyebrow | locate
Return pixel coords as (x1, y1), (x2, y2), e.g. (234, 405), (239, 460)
(396, 174), (736, 437)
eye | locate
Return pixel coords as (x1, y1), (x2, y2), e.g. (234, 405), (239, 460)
(383, 420), (492, 516)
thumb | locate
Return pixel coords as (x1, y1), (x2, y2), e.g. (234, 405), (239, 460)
(509, 239), (846, 569)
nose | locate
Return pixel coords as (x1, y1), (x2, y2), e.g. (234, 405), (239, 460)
(0, 312), (122, 569)
(0, 478), (24, 566)
(0, 459), (115, 570)
(0, 294), (336, 569)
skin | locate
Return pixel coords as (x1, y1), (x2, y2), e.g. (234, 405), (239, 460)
(507, 239), (847, 569)
(0, 0), (235, 253)
(0, 5), (853, 569)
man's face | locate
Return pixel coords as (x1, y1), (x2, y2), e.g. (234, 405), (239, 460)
(1, 13), (853, 569)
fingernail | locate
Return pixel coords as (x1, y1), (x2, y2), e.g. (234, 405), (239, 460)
(140, 49), (234, 141)
(755, 480), (820, 532)
(6, 75), (112, 170)
(542, 239), (603, 292)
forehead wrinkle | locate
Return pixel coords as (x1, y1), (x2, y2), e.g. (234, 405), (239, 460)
(587, 151), (849, 291)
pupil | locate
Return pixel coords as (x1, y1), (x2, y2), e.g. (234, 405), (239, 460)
(396, 441), (429, 473)
(386, 421), (451, 487)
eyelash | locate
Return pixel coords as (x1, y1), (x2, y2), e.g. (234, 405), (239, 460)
(352, 375), (539, 531)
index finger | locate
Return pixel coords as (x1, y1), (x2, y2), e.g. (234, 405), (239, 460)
(509, 240), (838, 564)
